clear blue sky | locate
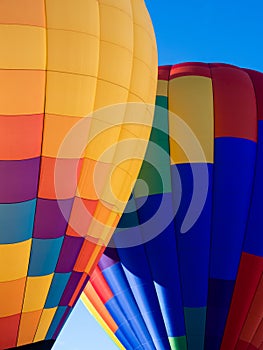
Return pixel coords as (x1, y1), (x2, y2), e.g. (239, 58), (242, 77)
(53, 1), (263, 349)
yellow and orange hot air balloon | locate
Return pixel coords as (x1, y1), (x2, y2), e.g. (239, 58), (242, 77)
(0, 1), (157, 349)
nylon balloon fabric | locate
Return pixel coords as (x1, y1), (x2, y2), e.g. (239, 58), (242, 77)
(0, 1), (157, 349)
(83, 63), (263, 350)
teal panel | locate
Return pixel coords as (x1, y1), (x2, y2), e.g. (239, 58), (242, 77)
(28, 237), (64, 276)
(0, 199), (36, 243)
(184, 307), (207, 350)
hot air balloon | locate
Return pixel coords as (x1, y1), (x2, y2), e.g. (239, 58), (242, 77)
(0, 1), (157, 349)
(83, 63), (263, 350)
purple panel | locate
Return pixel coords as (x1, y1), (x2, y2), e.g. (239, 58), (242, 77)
(98, 247), (120, 271)
(55, 235), (84, 273)
(52, 306), (72, 340)
(59, 271), (83, 306)
(0, 158), (40, 203)
(33, 198), (74, 238)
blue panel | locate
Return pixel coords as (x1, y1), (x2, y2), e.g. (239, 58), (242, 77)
(210, 137), (256, 280)
(45, 272), (71, 308)
(205, 278), (235, 350)
(244, 121), (263, 257)
(144, 218), (186, 337)
(118, 243), (171, 350)
(28, 237), (64, 276)
(172, 163), (213, 307)
(106, 297), (141, 349)
(45, 306), (67, 340)
(103, 263), (154, 348)
(115, 329), (133, 350)
(0, 199), (36, 243)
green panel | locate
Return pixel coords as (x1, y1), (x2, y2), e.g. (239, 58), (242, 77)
(184, 307), (207, 350)
(154, 96), (169, 132)
(156, 95), (168, 109)
(169, 336), (187, 350)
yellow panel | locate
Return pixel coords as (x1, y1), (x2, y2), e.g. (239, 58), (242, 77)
(0, 240), (31, 282)
(85, 124), (122, 162)
(107, 165), (135, 209)
(85, 121), (151, 164)
(0, 25), (46, 69)
(129, 59), (153, 103)
(47, 29), (99, 76)
(0, 70), (45, 115)
(81, 295), (125, 350)
(17, 310), (42, 346)
(169, 76), (214, 164)
(99, 3), (133, 49)
(99, 0), (132, 14)
(22, 274), (53, 312)
(133, 25), (155, 68)
(94, 80), (128, 110)
(157, 80), (168, 97)
(34, 307), (57, 342)
(0, 278), (26, 317)
(45, 71), (97, 117)
(45, 0), (99, 35)
(131, 0), (153, 29)
(98, 42), (133, 89)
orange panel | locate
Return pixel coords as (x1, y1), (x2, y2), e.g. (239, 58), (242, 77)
(0, 114), (43, 160)
(0, 313), (20, 349)
(74, 240), (104, 273)
(84, 283), (118, 333)
(92, 200), (120, 226)
(0, 0), (45, 27)
(17, 310), (42, 346)
(42, 114), (88, 158)
(67, 197), (98, 238)
(38, 157), (83, 199)
(77, 158), (113, 200)
(0, 278), (26, 317)
(0, 70), (45, 115)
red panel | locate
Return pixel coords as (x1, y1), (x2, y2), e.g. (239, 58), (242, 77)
(90, 266), (113, 304)
(170, 62), (211, 79)
(245, 69), (263, 121)
(0, 114), (43, 160)
(0, 314), (20, 349)
(211, 65), (257, 141)
(158, 65), (171, 81)
(221, 253), (263, 350)
(237, 277), (263, 349)
(38, 157), (82, 200)
(250, 319), (263, 349)
(74, 240), (101, 272)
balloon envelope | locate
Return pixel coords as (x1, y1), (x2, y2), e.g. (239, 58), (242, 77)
(83, 63), (263, 350)
(0, 1), (157, 348)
